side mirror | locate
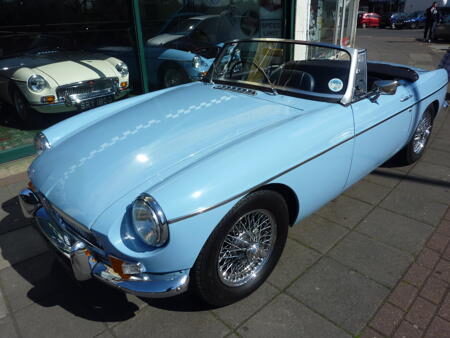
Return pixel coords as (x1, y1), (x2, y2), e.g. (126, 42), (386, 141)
(373, 80), (399, 95)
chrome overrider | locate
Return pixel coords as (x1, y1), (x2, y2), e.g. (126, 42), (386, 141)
(18, 188), (189, 298)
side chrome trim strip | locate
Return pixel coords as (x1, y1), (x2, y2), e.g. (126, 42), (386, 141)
(168, 82), (448, 224)
(168, 135), (353, 224)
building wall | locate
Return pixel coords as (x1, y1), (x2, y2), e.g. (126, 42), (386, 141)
(404, 0), (449, 13)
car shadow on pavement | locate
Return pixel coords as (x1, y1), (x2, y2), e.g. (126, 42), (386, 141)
(143, 291), (216, 312)
(0, 196), (140, 323)
(0, 195), (215, 322)
(372, 169), (450, 188)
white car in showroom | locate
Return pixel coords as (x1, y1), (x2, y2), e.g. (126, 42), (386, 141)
(0, 34), (129, 126)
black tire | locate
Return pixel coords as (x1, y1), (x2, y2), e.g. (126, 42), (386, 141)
(12, 87), (40, 128)
(192, 190), (289, 306)
(159, 64), (189, 89)
(410, 23), (417, 29)
(362, 23), (367, 29)
(395, 105), (434, 165)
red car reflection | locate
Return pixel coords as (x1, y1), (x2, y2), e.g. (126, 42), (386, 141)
(358, 12), (381, 28)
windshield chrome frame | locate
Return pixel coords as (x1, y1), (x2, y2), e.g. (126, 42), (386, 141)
(210, 38), (358, 106)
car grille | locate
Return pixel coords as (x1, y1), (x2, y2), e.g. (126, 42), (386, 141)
(38, 193), (101, 249)
(56, 78), (117, 101)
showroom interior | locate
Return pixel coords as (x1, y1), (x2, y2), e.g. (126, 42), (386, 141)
(0, 0), (358, 164)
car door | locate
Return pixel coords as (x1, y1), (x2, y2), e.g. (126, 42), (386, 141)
(345, 83), (414, 187)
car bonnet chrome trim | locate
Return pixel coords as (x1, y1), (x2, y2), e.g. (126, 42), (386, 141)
(167, 82), (447, 224)
(213, 84), (256, 96)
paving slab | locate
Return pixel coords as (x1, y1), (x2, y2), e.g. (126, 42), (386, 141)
(113, 306), (230, 338)
(286, 257), (389, 334)
(95, 330), (115, 338)
(14, 299), (107, 338)
(0, 196), (33, 235)
(0, 288), (7, 320)
(365, 169), (405, 188)
(410, 161), (450, 184)
(316, 195), (373, 229)
(430, 135), (450, 153)
(0, 316), (18, 338)
(380, 186), (448, 226)
(422, 148), (450, 169)
(343, 180), (391, 205)
(0, 252), (73, 312)
(328, 232), (412, 287)
(288, 215), (348, 254)
(267, 238), (320, 289)
(356, 208), (434, 255)
(0, 226), (49, 270)
(212, 282), (279, 329)
(394, 178), (450, 206)
(237, 293), (350, 338)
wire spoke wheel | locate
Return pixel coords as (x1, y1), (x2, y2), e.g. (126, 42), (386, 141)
(217, 209), (277, 287)
(412, 110), (432, 155)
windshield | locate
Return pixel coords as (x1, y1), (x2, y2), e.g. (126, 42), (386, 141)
(0, 34), (70, 57)
(210, 40), (351, 100)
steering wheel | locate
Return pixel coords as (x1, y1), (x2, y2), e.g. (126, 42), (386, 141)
(229, 60), (271, 83)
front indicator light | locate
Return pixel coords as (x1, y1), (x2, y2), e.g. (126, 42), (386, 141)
(120, 81), (128, 89)
(109, 256), (144, 279)
(40, 95), (55, 103)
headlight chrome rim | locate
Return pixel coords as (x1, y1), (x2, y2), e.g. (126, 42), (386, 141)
(34, 132), (51, 155)
(27, 74), (47, 92)
(132, 193), (168, 248)
(115, 62), (129, 76)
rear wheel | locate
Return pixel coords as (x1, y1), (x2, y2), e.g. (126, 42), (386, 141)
(192, 190), (289, 306)
(395, 105), (434, 165)
(362, 23), (367, 28)
(410, 22), (417, 29)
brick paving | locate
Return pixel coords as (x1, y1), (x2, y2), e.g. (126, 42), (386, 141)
(365, 210), (450, 337)
(0, 29), (449, 337)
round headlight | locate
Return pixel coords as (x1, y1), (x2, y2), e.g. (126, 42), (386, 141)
(27, 75), (47, 92)
(192, 55), (202, 69)
(115, 62), (129, 76)
(131, 194), (168, 247)
(34, 132), (51, 155)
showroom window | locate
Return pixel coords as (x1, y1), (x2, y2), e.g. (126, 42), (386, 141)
(0, 0), (290, 164)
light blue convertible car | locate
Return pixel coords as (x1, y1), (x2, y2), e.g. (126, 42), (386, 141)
(19, 39), (447, 306)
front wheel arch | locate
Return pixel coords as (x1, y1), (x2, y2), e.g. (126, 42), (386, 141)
(255, 183), (299, 226)
(191, 189), (289, 306)
(431, 100), (439, 120)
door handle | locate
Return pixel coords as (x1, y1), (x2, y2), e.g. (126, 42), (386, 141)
(400, 95), (412, 102)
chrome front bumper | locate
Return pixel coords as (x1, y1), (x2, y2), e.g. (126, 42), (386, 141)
(31, 89), (129, 114)
(18, 188), (189, 298)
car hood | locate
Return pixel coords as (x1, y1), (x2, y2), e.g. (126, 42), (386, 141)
(30, 83), (301, 229)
